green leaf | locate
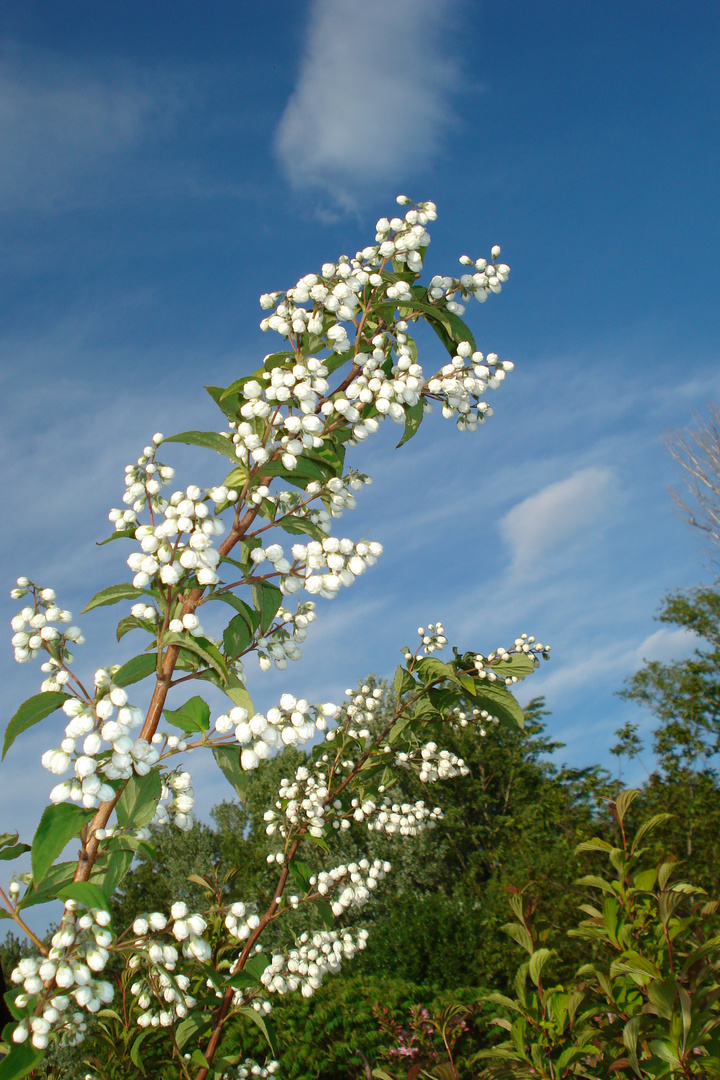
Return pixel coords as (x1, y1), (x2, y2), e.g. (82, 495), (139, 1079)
(222, 674), (255, 715)
(90, 847), (134, 897)
(97, 527), (137, 546)
(81, 582), (144, 614)
(0, 1039), (46, 1080)
(614, 789), (641, 824)
(252, 580), (283, 633)
(162, 429), (239, 463)
(387, 714), (413, 744)
(3, 691), (72, 760)
(57, 881), (110, 912)
(116, 615), (152, 643)
(316, 900), (334, 929)
(632, 813), (674, 852)
(528, 948), (554, 985)
(392, 666), (416, 697)
(116, 771), (162, 830)
(0, 842), (31, 862)
(649, 1040), (681, 1067)
(222, 465), (250, 492)
(113, 652), (158, 687)
(224, 614), (254, 657)
(396, 400), (424, 448)
(212, 592), (259, 630)
(164, 696), (211, 734)
(278, 515), (326, 541)
(212, 745), (249, 800)
(17, 861), (75, 910)
(289, 859), (313, 893)
(175, 1015), (212, 1051)
(416, 657), (456, 685)
(472, 682), (526, 729)
(162, 633), (228, 682)
(129, 1030), (149, 1075)
(31, 804), (95, 888)
(206, 384), (242, 422)
(502, 922), (534, 956)
(237, 1007), (277, 1057)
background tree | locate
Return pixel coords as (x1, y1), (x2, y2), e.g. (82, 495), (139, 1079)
(665, 401), (720, 565)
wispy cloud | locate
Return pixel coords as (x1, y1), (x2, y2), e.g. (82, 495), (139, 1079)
(275, 0), (461, 206)
(0, 46), (184, 211)
(499, 466), (618, 578)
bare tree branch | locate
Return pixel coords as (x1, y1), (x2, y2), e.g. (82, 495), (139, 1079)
(664, 402), (720, 565)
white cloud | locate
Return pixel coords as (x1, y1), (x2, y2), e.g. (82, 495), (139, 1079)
(499, 466), (618, 576)
(275, 0), (460, 202)
(0, 48), (184, 211)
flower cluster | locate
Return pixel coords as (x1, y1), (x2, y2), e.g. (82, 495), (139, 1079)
(311, 859), (391, 918)
(256, 601), (317, 671)
(264, 763), (329, 840)
(258, 200), (437, 355)
(152, 768), (195, 831)
(259, 928), (369, 999)
(10, 901), (114, 1049)
(213, 694), (338, 769)
(416, 622), (448, 655)
(42, 671), (157, 808)
(223, 901), (261, 943)
(127, 902), (211, 1026)
(125, 483), (225, 591)
(358, 796), (443, 837)
(10, 580), (81, 680)
(453, 706), (500, 736)
(112, 433), (175, 517)
(248, 535), (383, 600)
(395, 742), (469, 784)
(229, 1060), (279, 1079)
(475, 634), (550, 685)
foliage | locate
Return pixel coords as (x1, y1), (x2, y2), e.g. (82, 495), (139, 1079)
(475, 791), (720, 1078)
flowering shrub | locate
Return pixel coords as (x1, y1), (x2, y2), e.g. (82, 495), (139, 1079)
(0, 197), (548, 1080)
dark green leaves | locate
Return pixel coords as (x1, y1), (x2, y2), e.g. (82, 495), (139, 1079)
(223, 614), (254, 657)
(163, 696), (211, 734)
(81, 583), (145, 614)
(113, 652), (158, 687)
(116, 771), (162, 830)
(0, 1039), (46, 1080)
(393, 665), (417, 697)
(237, 1006), (278, 1057)
(162, 430), (239, 463)
(252, 580), (283, 633)
(225, 953), (270, 990)
(396, 400), (424, 448)
(212, 745), (249, 801)
(0, 833), (30, 862)
(3, 691), (71, 759)
(31, 804), (95, 888)
(18, 861), (76, 910)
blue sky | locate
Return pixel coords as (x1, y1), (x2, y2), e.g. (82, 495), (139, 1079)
(2, 0), (720, 903)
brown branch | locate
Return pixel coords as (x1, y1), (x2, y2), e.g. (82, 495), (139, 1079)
(194, 839), (300, 1080)
(74, 510), (260, 882)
